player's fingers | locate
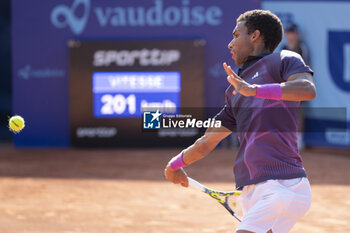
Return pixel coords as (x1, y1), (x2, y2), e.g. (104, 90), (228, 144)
(223, 62), (241, 77)
(175, 172), (186, 184)
(180, 180), (188, 187)
(164, 171), (173, 183)
(232, 85), (242, 95)
(223, 62), (234, 76)
(164, 165), (179, 184)
(181, 176), (189, 187)
(227, 75), (240, 87)
(229, 73), (245, 84)
(229, 68), (241, 80)
(225, 64), (244, 82)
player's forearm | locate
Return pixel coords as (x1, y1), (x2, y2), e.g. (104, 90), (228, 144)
(280, 79), (316, 101)
(167, 137), (218, 171)
(168, 126), (231, 171)
(254, 72), (316, 101)
(182, 135), (220, 165)
(252, 79), (316, 101)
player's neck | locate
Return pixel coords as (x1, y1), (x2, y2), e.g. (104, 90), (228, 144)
(250, 44), (270, 56)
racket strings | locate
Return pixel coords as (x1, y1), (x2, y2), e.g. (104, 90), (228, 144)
(226, 193), (243, 221)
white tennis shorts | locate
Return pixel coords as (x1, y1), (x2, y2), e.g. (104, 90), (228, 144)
(237, 177), (312, 233)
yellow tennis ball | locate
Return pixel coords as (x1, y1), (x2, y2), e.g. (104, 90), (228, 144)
(9, 115), (25, 133)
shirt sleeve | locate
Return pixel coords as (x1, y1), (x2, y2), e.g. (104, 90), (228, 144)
(280, 50), (314, 81)
(214, 92), (237, 132)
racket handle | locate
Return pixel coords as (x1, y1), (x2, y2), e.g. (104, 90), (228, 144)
(188, 177), (206, 192)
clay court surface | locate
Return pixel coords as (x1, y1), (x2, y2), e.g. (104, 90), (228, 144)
(0, 145), (349, 233)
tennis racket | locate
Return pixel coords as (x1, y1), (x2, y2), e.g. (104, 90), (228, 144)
(188, 177), (242, 222)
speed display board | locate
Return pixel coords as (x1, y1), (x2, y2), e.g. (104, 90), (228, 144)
(69, 40), (204, 147)
(93, 71), (181, 118)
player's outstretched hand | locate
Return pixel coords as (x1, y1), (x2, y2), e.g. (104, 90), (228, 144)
(164, 165), (189, 187)
(223, 62), (257, 97)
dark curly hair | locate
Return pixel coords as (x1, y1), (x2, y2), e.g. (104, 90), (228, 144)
(237, 10), (283, 52)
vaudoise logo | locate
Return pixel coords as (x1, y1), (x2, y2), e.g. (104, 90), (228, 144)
(51, 0), (90, 35)
(50, 0), (223, 35)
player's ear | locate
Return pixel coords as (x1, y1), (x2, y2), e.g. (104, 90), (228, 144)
(251, 30), (261, 42)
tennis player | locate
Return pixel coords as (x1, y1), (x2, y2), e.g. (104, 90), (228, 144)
(164, 9), (315, 233)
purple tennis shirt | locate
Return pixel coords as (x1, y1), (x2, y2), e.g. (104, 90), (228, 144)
(216, 50), (314, 189)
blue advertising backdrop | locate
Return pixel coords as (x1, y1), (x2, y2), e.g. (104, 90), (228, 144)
(12, 0), (260, 147)
(263, 0), (350, 149)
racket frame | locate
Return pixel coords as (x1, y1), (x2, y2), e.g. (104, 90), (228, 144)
(188, 177), (242, 222)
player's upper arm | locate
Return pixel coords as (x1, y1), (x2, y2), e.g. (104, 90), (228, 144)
(193, 124), (232, 155)
(204, 124), (233, 144)
(195, 87), (236, 151)
(183, 123), (232, 165)
(286, 71), (314, 83)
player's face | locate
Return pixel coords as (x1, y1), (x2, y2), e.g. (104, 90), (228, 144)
(228, 21), (254, 66)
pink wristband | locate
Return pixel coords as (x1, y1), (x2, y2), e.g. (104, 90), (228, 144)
(255, 83), (282, 100)
(169, 151), (187, 171)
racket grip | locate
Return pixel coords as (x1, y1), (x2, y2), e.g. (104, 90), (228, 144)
(188, 177), (206, 192)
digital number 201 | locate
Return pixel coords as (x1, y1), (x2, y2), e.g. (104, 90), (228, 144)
(101, 94), (136, 115)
